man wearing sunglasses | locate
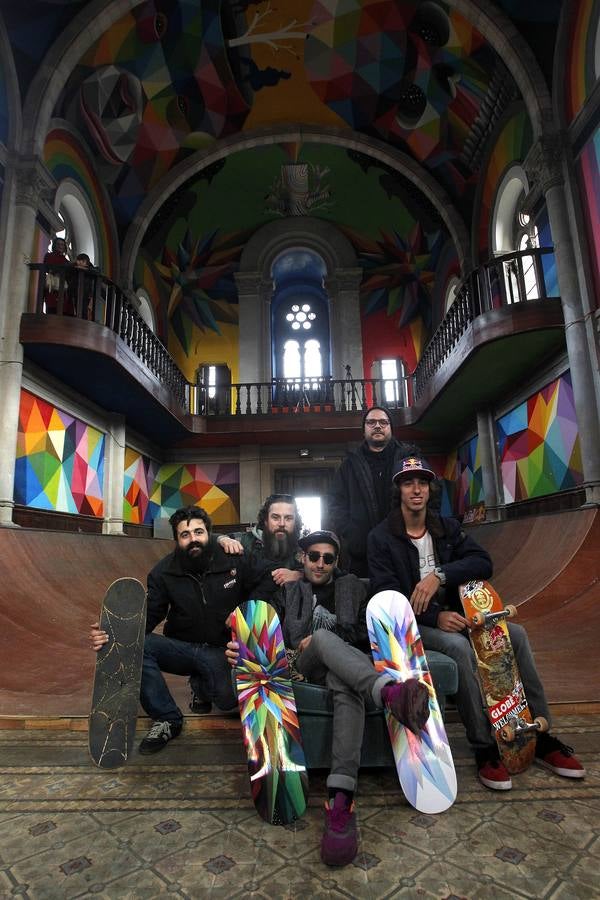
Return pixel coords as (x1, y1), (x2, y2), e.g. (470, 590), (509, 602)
(226, 529), (430, 867)
(329, 405), (420, 578)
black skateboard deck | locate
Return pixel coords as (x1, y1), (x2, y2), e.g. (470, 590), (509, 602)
(89, 577), (146, 768)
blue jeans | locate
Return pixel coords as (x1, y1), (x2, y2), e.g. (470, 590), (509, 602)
(141, 633), (236, 724)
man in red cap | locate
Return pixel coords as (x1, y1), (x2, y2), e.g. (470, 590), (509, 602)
(368, 457), (585, 791)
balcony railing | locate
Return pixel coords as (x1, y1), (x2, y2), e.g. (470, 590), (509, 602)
(28, 263), (189, 409)
(27, 247), (559, 419)
(413, 247), (558, 400)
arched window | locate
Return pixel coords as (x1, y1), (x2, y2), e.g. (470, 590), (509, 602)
(444, 275), (461, 314)
(271, 249), (330, 383)
(492, 165), (541, 304)
(54, 180), (99, 268)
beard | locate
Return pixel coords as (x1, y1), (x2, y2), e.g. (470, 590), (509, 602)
(176, 542), (210, 572)
(263, 529), (297, 560)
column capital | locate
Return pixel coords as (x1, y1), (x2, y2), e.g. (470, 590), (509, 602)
(13, 156), (57, 210)
(326, 267), (363, 294)
(234, 271), (273, 300)
(524, 133), (568, 195)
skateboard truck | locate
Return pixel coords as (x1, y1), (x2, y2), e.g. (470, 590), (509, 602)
(499, 715), (549, 743)
(470, 604), (517, 629)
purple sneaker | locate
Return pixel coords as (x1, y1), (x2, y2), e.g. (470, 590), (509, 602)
(381, 679), (430, 734)
(320, 792), (358, 867)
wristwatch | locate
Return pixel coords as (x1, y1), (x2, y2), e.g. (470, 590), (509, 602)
(433, 567), (446, 586)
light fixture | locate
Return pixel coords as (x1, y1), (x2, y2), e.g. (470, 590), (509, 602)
(299, 448), (310, 458)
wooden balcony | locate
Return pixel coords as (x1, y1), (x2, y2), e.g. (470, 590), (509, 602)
(20, 250), (565, 447)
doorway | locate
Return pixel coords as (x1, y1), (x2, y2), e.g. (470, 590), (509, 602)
(273, 467), (335, 532)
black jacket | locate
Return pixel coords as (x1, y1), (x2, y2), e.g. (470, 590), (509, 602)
(276, 572), (368, 650)
(368, 509), (493, 628)
(328, 438), (415, 576)
(146, 541), (277, 647)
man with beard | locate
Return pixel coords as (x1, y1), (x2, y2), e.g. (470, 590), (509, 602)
(90, 506), (275, 754)
(329, 407), (420, 577)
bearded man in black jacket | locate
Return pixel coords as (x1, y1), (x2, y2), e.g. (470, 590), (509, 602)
(91, 506), (275, 755)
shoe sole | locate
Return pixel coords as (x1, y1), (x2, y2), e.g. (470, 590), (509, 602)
(478, 775), (512, 791)
(535, 759), (585, 778)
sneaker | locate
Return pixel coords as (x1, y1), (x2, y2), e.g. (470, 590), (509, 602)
(381, 679), (430, 734)
(321, 793), (358, 867)
(189, 693), (212, 715)
(139, 720), (182, 755)
(476, 745), (512, 791)
(535, 733), (585, 778)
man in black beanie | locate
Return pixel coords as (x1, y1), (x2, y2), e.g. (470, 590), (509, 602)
(328, 406), (419, 577)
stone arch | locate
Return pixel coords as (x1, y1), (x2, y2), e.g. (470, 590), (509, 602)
(0, 14), (22, 150)
(121, 126), (470, 285)
(236, 218), (363, 385)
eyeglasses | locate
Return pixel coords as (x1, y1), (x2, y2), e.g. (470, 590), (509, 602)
(307, 550), (336, 565)
(364, 418), (390, 427)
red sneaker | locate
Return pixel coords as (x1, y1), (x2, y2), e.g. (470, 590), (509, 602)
(321, 793), (358, 867)
(476, 746), (512, 790)
(535, 734), (585, 778)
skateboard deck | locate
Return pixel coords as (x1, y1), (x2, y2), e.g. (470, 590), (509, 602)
(89, 577), (146, 769)
(460, 580), (546, 774)
(231, 599), (308, 825)
(367, 591), (457, 814)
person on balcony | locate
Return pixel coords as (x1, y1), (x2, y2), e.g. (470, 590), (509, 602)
(89, 506), (277, 755)
(367, 457), (585, 791)
(328, 406), (419, 577)
(225, 529), (430, 868)
(43, 237), (75, 315)
(71, 253), (96, 319)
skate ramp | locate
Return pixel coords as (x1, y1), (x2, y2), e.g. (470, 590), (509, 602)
(469, 509), (600, 704)
(0, 529), (170, 716)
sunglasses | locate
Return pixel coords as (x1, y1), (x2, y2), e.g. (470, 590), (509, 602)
(307, 550), (336, 565)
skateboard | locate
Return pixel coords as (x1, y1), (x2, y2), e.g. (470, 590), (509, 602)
(89, 577), (147, 769)
(367, 591), (457, 814)
(230, 599), (308, 825)
(460, 580), (547, 774)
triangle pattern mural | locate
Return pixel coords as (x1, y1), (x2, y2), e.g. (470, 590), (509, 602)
(14, 390), (105, 517)
(496, 373), (583, 504)
(123, 451), (240, 527)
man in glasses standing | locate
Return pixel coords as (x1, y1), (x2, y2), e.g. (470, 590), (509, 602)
(329, 406), (419, 577)
(227, 529), (430, 866)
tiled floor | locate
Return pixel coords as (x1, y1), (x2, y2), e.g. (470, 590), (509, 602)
(0, 715), (598, 899)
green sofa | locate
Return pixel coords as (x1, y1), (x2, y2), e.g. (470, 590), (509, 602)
(293, 649), (458, 768)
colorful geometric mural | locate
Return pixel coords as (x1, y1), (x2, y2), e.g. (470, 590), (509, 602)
(476, 107), (533, 257)
(149, 463), (240, 526)
(578, 125), (600, 309)
(496, 373), (583, 504)
(43, 126), (117, 277)
(565, 0), (599, 124)
(14, 390), (105, 517)
(123, 447), (160, 526)
(456, 435), (484, 516)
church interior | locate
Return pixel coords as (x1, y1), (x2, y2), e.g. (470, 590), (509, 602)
(0, 1), (599, 896)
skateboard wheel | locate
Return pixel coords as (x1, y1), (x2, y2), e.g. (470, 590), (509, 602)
(505, 604), (517, 619)
(534, 716), (549, 733)
(471, 612), (485, 628)
(500, 724), (515, 742)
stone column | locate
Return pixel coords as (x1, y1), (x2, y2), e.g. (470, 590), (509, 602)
(236, 271), (273, 391)
(0, 157), (57, 526)
(525, 135), (600, 504)
(239, 444), (261, 525)
(326, 268), (364, 380)
(102, 414), (126, 535)
(476, 409), (504, 522)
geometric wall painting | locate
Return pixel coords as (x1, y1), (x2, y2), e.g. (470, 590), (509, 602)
(496, 372), (583, 504)
(14, 389), (105, 517)
(123, 447), (160, 525)
(456, 435), (484, 516)
(149, 462), (240, 526)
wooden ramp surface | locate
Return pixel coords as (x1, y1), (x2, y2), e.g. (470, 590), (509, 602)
(0, 529), (169, 716)
(469, 509), (600, 704)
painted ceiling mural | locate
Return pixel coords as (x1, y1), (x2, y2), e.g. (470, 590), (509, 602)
(135, 141), (455, 379)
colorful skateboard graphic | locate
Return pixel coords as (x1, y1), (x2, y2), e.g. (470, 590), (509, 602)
(367, 590), (457, 814)
(89, 577), (147, 769)
(231, 599), (308, 825)
(460, 580), (547, 774)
